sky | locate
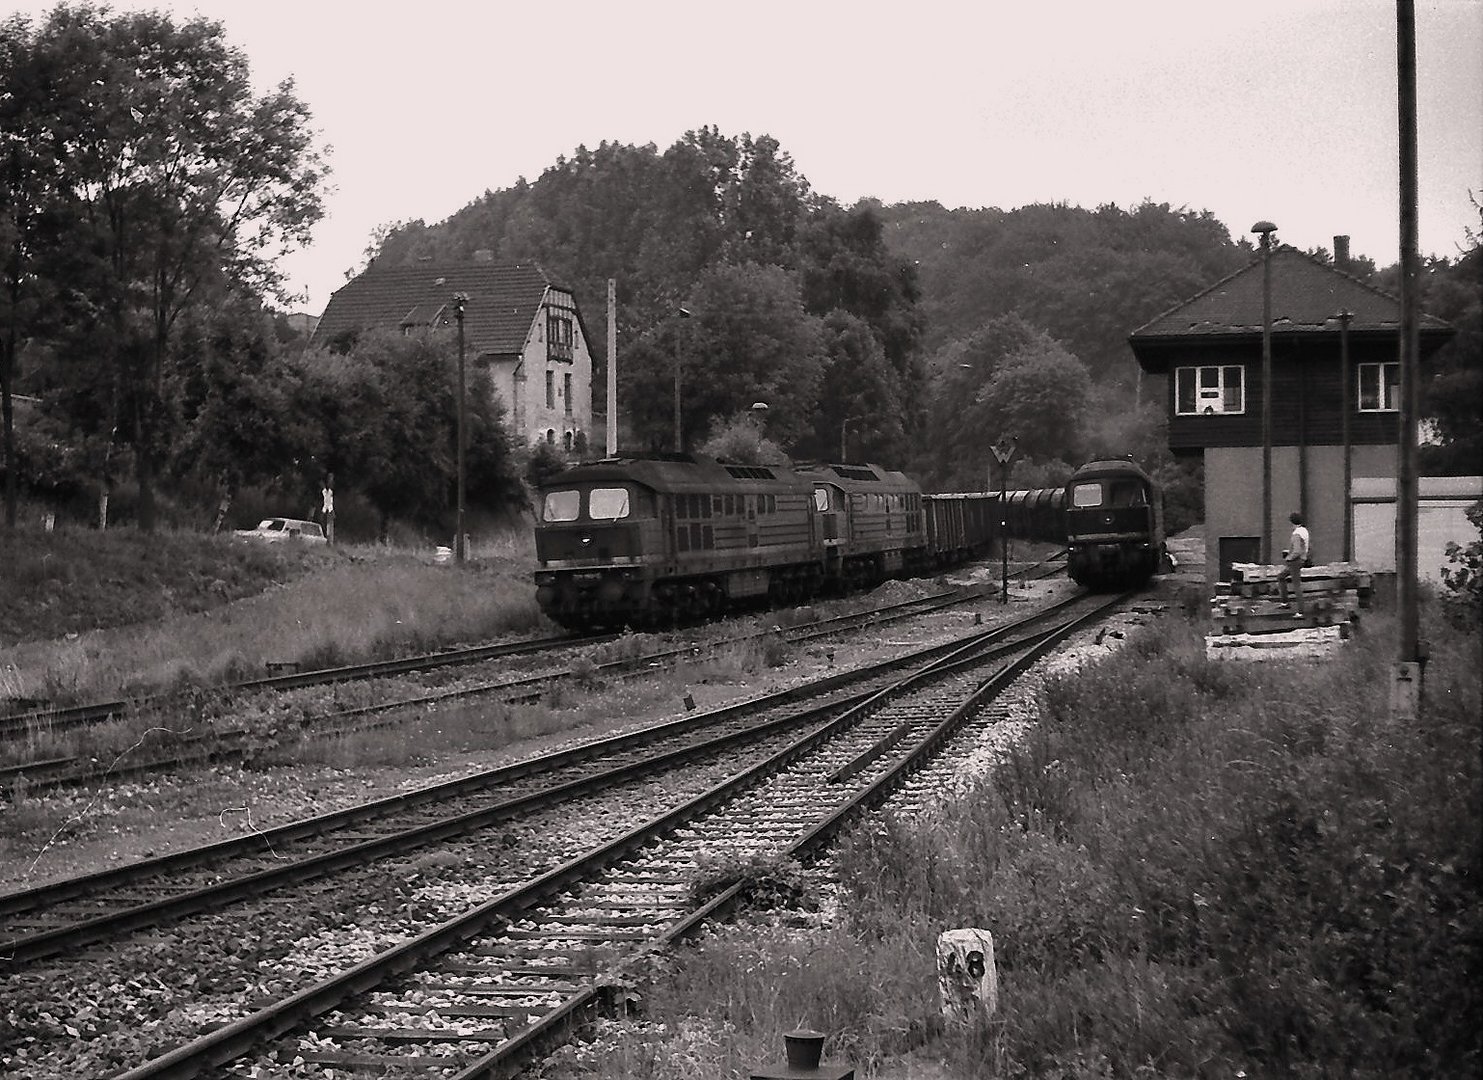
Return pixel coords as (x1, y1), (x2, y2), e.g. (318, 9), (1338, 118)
(7, 0), (1482, 314)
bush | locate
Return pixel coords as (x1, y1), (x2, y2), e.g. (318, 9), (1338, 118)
(1440, 499), (1483, 627)
(826, 615), (1483, 1077)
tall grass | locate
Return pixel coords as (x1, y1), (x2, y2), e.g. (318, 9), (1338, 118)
(563, 605), (1481, 1079)
(1, 536), (546, 708)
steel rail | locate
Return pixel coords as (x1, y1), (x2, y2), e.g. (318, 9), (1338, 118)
(1, 585), (994, 793)
(0, 595), (1087, 968)
(109, 593), (1126, 1079)
(0, 631), (607, 740)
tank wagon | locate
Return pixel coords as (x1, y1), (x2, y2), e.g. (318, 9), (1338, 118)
(1063, 458), (1165, 589)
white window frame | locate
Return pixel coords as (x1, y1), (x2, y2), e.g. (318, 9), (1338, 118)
(1357, 362), (1399, 412)
(1174, 364), (1245, 415)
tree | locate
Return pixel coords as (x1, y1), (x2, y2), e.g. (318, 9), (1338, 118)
(295, 330), (523, 538)
(7, 4), (328, 530)
(169, 297), (320, 518)
(649, 263), (826, 453)
(926, 315), (1092, 489)
(0, 12), (71, 527)
(801, 311), (909, 465)
(1417, 214), (1482, 475)
(698, 411), (789, 467)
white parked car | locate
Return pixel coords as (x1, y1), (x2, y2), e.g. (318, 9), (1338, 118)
(233, 518), (328, 545)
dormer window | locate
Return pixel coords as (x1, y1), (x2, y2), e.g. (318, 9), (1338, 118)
(1358, 362), (1399, 412)
(1175, 365), (1244, 415)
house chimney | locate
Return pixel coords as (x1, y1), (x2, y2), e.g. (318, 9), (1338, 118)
(473, 249), (494, 263)
(1333, 235), (1350, 270)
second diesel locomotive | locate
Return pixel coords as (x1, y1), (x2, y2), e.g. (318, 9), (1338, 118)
(531, 452), (1079, 630)
(1063, 458), (1166, 589)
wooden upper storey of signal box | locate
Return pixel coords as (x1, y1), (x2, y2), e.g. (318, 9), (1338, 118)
(1128, 246), (1453, 452)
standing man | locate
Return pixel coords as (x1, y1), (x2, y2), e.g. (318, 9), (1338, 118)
(1276, 511), (1310, 616)
(321, 473), (335, 545)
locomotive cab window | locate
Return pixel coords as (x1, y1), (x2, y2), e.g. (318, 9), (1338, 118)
(588, 487), (634, 521)
(1110, 482), (1147, 506)
(542, 489), (581, 522)
(1070, 483), (1104, 508)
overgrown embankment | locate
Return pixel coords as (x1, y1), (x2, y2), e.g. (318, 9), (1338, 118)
(0, 526), (325, 648)
(0, 525), (546, 707)
(561, 608), (1481, 1079)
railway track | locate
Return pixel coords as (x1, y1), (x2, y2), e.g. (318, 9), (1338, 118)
(0, 583), (1012, 795)
(0, 593), (1082, 969)
(0, 631), (609, 743)
(5, 589), (1128, 1079)
(0, 551), (1067, 750)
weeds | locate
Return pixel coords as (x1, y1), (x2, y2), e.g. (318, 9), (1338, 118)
(584, 607), (1481, 1079)
(689, 852), (820, 913)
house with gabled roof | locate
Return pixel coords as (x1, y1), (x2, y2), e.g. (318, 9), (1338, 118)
(1129, 242), (1454, 586)
(312, 258), (594, 453)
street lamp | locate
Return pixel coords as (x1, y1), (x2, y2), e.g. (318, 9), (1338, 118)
(674, 307), (691, 452)
(840, 415), (863, 462)
(1252, 220), (1277, 563)
(452, 292), (468, 564)
(991, 435), (1018, 604)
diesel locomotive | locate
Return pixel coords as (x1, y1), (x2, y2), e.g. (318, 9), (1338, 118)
(1063, 458), (1166, 589)
(530, 452), (1085, 631)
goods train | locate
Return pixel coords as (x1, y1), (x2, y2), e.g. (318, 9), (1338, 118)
(531, 452), (1161, 630)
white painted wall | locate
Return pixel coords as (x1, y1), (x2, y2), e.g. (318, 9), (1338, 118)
(1352, 476), (1482, 578)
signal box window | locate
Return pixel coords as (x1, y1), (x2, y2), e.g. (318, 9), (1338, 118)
(1175, 365), (1244, 415)
(542, 489), (581, 522)
(1358, 362), (1399, 411)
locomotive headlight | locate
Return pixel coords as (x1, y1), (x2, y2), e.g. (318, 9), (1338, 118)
(535, 572), (557, 584)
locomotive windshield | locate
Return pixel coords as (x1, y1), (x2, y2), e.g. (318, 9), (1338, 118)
(540, 485), (640, 523)
(588, 487), (632, 520)
(1071, 479), (1147, 509)
(542, 489), (581, 522)
(1071, 483), (1104, 508)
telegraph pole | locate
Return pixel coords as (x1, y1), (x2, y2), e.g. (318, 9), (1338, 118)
(1393, 0), (1423, 718)
(452, 293), (468, 564)
(1252, 221), (1278, 562)
(606, 279), (617, 456)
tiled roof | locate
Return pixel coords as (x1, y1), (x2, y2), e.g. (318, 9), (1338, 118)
(1130, 245), (1452, 341)
(312, 262), (555, 356)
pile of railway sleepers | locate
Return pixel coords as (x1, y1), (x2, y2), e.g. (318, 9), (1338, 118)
(1206, 561), (1373, 660)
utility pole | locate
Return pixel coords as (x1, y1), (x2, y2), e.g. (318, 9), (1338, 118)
(452, 293), (468, 564)
(606, 279), (617, 456)
(1252, 221), (1278, 563)
(1338, 310), (1354, 561)
(1393, 0), (1423, 719)
(675, 307), (690, 452)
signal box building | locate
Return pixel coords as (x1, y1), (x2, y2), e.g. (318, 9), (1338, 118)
(1128, 244), (1453, 587)
(313, 260), (594, 453)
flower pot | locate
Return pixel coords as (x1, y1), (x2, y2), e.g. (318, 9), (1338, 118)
(783, 1029), (826, 1070)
